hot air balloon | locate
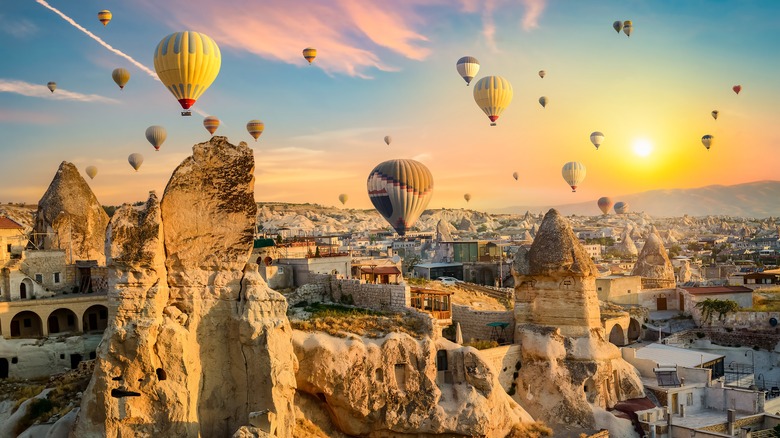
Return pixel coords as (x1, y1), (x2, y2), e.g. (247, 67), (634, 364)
(613, 20), (623, 33)
(614, 201), (629, 214)
(597, 197), (613, 215)
(112, 68), (130, 89)
(711, 110), (719, 120)
(464, 193), (471, 203)
(303, 47), (317, 64)
(145, 125), (167, 151)
(246, 120), (265, 141)
(590, 131), (605, 150)
(128, 153), (144, 172)
(153, 31), (221, 116)
(338, 194), (348, 205)
(512, 171), (519, 181)
(623, 20), (633, 37)
(367, 159), (433, 236)
(85, 166), (98, 180)
(562, 161), (586, 192)
(538, 70), (546, 79)
(539, 96), (548, 108)
(203, 116), (220, 135)
(47, 82), (56, 93)
(98, 10), (112, 26)
(456, 56), (480, 86)
(473, 76), (513, 126)
(732, 85), (742, 95)
(384, 135), (392, 146)
(701, 134), (714, 151)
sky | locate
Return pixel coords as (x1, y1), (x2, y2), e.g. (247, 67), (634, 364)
(1, 0), (779, 212)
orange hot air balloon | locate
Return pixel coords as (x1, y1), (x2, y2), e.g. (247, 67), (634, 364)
(203, 116), (220, 135)
(97, 10), (112, 26)
(732, 85), (742, 95)
(302, 47), (317, 64)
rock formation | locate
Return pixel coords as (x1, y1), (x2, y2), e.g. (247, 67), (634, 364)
(511, 209), (644, 432)
(74, 137), (297, 437)
(678, 259), (692, 283)
(613, 229), (638, 257)
(293, 331), (532, 437)
(435, 218), (452, 242)
(631, 227), (675, 283)
(33, 161), (109, 264)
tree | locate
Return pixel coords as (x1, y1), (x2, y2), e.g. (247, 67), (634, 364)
(695, 298), (740, 323)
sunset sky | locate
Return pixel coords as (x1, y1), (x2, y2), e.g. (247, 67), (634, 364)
(1, 0), (779, 211)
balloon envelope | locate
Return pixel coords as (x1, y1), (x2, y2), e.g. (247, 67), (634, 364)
(614, 201), (629, 214)
(85, 166), (98, 180)
(623, 20), (633, 36)
(538, 70), (546, 79)
(456, 56), (480, 85)
(384, 135), (392, 146)
(112, 68), (130, 89)
(203, 116), (220, 135)
(367, 159), (433, 236)
(512, 171), (519, 181)
(590, 131), (605, 150)
(597, 197), (613, 215)
(711, 110), (719, 120)
(303, 47), (317, 64)
(613, 20), (623, 33)
(473, 76), (513, 126)
(539, 96), (548, 108)
(153, 31), (221, 113)
(247, 120), (265, 141)
(128, 153), (144, 172)
(145, 125), (167, 151)
(338, 194), (348, 205)
(98, 10), (112, 26)
(464, 193), (471, 202)
(701, 134), (714, 150)
(47, 82), (56, 93)
(733, 85), (742, 94)
(562, 161), (586, 192)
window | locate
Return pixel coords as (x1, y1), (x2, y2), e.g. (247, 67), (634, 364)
(597, 287), (602, 291)
(67, 315), (75, 326)
(35, 274), (43, 283)
(6, 244), (10, 252)
(23, 318), (31, 328)
(54, 272), (61, 283)
(686, 392), (693, 406)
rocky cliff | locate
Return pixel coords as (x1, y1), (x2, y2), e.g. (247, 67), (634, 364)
(631, 227), (675, 282)
(511, 209), (644, 433)
(73, 137), (297, 437)
(33, 161), (109, 264)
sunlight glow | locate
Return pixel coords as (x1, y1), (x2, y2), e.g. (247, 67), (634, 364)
(633, 139), (653, 157)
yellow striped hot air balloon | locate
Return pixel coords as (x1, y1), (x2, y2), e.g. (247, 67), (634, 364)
(47, 82), (56, 93)
(562, 161), (586, 192)
(203, 116), (220, 135)
(367, 159), (433, 236)
(98, 10), (112, 26)
(247, 120), (265, 141)
(473, 76), (513, 126)
(112, 68), (130, 89)
(153, 31), (221, 116)
(302, 47), (317, 64)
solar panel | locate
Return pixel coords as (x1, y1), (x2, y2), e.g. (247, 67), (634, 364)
(654, 368), (681, 387)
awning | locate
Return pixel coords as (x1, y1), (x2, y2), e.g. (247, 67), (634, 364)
(360, 266), (401, 275)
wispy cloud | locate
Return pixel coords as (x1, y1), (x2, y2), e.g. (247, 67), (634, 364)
(34, 0), (158, 80)
(0, 79), (118, 103)
(0, 14), (38, 38)
(482, 0), (499, 52)
(520, 0), (546, 31)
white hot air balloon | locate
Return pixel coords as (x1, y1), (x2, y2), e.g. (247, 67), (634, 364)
(562, 161), (586, 192)
(456, 56), (480, 86)
(85, 166), (98, 180)
(384, 135), (392, 146)
(590, 131), (604, 150)
(128, 153), (144, 172)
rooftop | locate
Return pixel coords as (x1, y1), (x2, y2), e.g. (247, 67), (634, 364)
(0, 217), (23, 229)
(682, 286), (754, 295)
(634, 343), (723, 368)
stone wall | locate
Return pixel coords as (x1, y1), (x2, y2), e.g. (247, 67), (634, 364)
(664, 328), (780, 351)
(0, 334), (102, 379)
(452, 303), (514, 344)
(308, 273), (409, 313)
(689, 306), (780, 331)
(20, 250), (71, 293)
(476, 344), (522, 389)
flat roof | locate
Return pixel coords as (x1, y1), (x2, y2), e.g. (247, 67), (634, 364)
(682, 286), (753, 295)
(634, 343), (724, 368)
(414, 262), (463, 269)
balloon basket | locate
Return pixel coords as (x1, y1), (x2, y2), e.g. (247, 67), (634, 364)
(490, 123), (496, 127)
(181, 110), (192, 116)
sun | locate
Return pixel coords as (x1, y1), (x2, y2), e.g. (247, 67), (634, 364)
(632, 139), (653, 157)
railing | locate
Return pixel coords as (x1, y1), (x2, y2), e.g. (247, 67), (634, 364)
(641, 278), (676, 289)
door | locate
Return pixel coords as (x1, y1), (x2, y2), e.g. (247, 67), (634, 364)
(0, 358), (8, 378)
(19, 282), (26, 299)
(679, 294), (685, 312)
(70, 354), (82, 369)
(88, 313), (98, 331)
(657, 297), (667, 311)
(10, 320), (20, 337)
(48, 315), (60, 334)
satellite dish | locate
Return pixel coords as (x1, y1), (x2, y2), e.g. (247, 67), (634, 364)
(770, 317), (777, 327)
(392, 255), (401, 263)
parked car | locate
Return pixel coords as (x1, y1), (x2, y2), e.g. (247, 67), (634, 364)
(436, 276), (462, 286)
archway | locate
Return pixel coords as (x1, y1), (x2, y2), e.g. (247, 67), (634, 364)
(627, 319), (642, 343)
(83, 305), (108, 332)
(608, 324), (626, 346)
(20, 278), (33, 299)
(10, 310), (43, 338)
(47, 308), (78, 334)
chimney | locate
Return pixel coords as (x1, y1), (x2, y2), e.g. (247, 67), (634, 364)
(728, 409), (736, 435)
(679, 403), (685, 417)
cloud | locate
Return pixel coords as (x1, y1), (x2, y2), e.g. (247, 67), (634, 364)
(520, 0), (546, 31)
(34, 0), (158, 80)
(0, 79), (118, 103)
(0, 109), (60, 124)
(0, 15), (38, 38)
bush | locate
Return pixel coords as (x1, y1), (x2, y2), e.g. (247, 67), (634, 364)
(696, 332), (706, 339)
(463, 339), (499, 350)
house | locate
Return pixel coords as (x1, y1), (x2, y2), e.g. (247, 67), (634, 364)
(743, 269), (780, 288)
(678, 285), (753, 313)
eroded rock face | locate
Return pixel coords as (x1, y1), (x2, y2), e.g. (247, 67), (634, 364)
(34, 161), (109, 264)
(613, 229), (638, 257)
(74, 137), (296, 437)
(679, 260), (693, 283)
(511, 209), (644, 432)
(293, 331), (531, 437)
(631, 227), (675, 282)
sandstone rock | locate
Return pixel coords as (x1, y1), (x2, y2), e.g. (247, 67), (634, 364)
(33, 161), (109, 264)
(631, 227), (675, 282)
(435, 218), (452, 242)
(74, 137), (297, 437)
(511, 209), (644, 433)
(293, 331), (532, 437)
(613, 229), (638, 257)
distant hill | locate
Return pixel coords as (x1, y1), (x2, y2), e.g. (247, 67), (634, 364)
(495, 181), (780, 218)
